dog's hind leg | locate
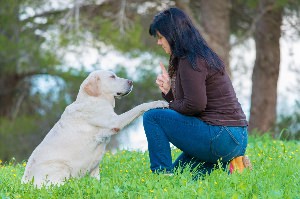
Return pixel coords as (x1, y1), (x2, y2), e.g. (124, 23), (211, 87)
(33, 161), (72, 188)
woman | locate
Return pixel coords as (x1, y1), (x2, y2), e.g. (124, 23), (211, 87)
(143, 7), (251, 176)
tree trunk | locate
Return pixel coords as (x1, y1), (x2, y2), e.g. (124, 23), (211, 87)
(0, 1), (21, 119)
(176, 0), (232, 77)
(0, 74), (21, 118)
(249, 0), (283, 134)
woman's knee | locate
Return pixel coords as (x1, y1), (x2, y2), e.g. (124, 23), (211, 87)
(143, 109), (157, 122)
(143, 108), (169, 122)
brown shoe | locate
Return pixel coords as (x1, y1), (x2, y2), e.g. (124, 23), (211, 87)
(229, 155), (252, 174)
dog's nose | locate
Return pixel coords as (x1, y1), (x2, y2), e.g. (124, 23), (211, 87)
(128, 80), (133, 86)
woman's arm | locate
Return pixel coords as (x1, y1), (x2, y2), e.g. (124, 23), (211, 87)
(156, 62), (173, 102)
(169, 58), (208, 115)
(162, 90), (174, 102)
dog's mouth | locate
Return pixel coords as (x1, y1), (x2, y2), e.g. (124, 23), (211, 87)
(116, 86), (133, 98)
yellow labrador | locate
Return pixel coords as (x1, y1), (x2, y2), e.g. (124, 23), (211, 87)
(21, 70), (168, 188)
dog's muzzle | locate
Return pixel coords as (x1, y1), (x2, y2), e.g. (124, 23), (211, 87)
(116, 80), (133, 97)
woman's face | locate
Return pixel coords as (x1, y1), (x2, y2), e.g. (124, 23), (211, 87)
(156, 31), (171, 55)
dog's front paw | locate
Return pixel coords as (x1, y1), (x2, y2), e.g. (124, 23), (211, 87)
(150, 100), (169, 109)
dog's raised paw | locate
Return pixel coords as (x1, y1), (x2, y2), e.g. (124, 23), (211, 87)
(153, 100), (169, 109)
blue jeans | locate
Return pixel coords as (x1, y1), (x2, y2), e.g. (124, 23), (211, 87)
(143, 109), (248, 175)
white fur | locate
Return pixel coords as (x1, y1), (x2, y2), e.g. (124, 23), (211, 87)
(21, 70), (168, 188)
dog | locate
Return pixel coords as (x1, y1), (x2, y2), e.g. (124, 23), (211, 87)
(21, 70), (168, 188)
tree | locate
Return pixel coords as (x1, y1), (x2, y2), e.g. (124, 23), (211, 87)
(249, 0), (283, 133)
(175, 0), (232, 77)
(0, 0), (59, 119)
(1, 0), (300, 161)
(229, 0), (300, 134)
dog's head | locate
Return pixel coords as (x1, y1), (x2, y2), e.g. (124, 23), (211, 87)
(81, 70), (133, 99)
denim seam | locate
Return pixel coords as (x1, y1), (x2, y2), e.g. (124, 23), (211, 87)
(210, 127), (240, 160)
(210, 126), (225, 141)
(239, 128), (247, 156)
(224, 126), (240, 145)
(152, 123), (165, 170)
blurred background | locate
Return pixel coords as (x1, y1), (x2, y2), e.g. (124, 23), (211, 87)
(0, 0), (300, 162)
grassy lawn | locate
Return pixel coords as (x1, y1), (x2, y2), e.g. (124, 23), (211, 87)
(0, 135), (299, 198)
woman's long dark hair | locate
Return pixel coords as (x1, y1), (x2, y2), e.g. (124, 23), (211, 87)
(149, 7), (225, 74)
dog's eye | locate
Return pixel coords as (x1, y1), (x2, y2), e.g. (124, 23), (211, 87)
(110, 75), (116, 79)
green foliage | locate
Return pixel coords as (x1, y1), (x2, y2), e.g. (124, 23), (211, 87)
(274, 101), (300, 140)
(0, 68), (88, 162)
(0, 0), (60, 74)
(83, 12), (164, 57)
(0, 135), (299, 198)
(0, 116), (38, 136)
(230, 0), (300, 38)
(0, 96), (68, 162)
(93, 17), (147, 53)
(0, 115), (46, 162)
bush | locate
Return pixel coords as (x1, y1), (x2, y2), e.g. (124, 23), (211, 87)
(274, 101), (300, 140)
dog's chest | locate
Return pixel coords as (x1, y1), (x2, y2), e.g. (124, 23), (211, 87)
(94, 134), (111, 144)
(94, 129), (111, 145)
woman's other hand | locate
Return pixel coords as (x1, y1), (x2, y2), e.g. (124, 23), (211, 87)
(156, 62), (171, 95)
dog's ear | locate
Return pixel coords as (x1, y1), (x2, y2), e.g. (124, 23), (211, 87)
(84, 75), (101, 97)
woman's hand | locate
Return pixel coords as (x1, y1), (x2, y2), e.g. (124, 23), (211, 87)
(156, 62), (171, 95)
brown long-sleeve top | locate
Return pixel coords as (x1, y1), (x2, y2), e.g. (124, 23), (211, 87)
(162, 57), (248, 126)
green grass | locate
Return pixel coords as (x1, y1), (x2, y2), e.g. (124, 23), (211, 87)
(0, 135), (299, 199)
